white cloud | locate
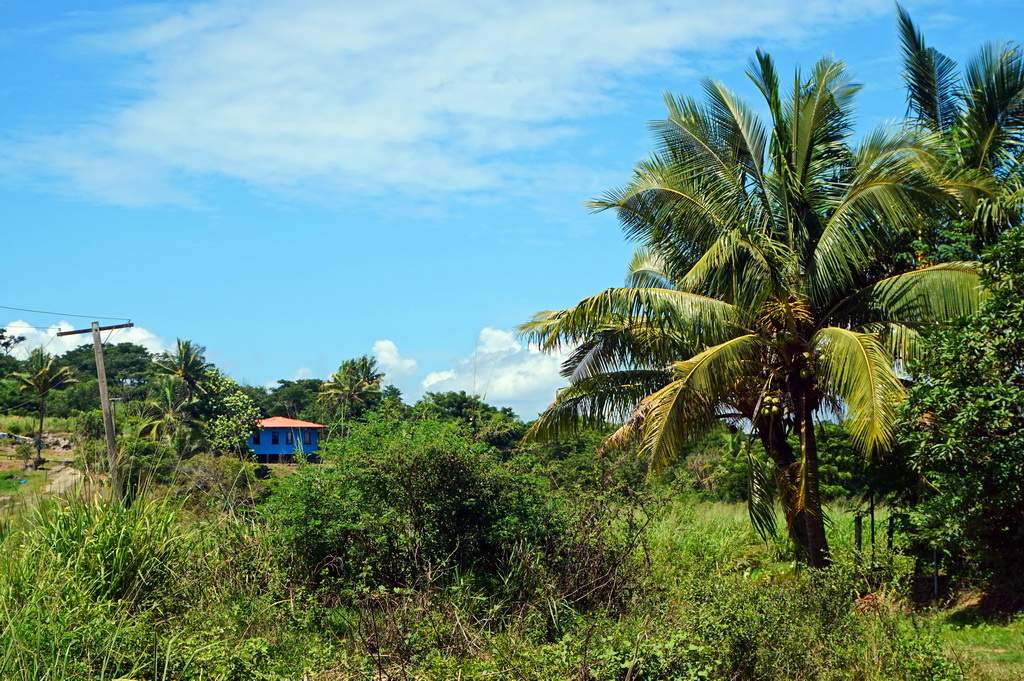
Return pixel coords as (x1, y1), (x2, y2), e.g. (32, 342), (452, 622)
(417, 327), (568, 418)
(373, 339), (417, 377)
(477, 327), (520, 354)
(292, 366), (312, 380)
(3, 0), (897, 205)
(4, 319), (167, 359)
(421, 369), (457, 391)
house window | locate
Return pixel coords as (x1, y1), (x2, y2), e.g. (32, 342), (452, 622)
(285, 431), (294, 445)
(303, 430), (312, 445)
(271, 431), (279, 445)
(253, 431), (261, 445)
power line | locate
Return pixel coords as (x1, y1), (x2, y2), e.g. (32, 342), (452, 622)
(1, 324), (68, 331)
(0, 304), (129, 322)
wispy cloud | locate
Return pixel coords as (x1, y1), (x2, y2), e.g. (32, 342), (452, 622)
(2, 0), (896, 206)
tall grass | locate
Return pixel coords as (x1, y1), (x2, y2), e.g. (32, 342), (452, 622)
(0, 489), (969, 681)
(0, 496), (196, 680)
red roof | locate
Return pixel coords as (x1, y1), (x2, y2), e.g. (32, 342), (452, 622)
(259, 417), (325, 429)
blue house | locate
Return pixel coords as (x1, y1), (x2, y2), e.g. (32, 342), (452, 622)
(249, 417), (325, 463)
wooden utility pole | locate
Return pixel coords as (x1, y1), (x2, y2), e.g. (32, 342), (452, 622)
(57, 321), (133, 501)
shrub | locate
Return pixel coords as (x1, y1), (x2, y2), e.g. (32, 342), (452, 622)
(263, 414), (555, 590)
(179, 451), (265, 510)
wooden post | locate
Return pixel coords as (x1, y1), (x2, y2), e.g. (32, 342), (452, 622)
(91, 322), (121, 501)
(869, 492), (876, 567)
(57, 321), (133, 501)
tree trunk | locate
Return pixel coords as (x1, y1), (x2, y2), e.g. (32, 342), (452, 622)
(759, 419), (810, 558)
(797, 386), (830, 569)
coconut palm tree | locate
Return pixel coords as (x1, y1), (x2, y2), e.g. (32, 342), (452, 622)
(8, 348), (78, 468)
(133, 374), (205, 455)
(318, 356), (384, 436)
(154, 339), (209, 400)
(519, 52), (986, 568)
(898, 4), (1024, 253)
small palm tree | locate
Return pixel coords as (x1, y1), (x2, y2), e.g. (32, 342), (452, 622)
(520, 52), (986, 567)
(154, 339), (209, 400)
(318, 356), (384, 436)
(133, 375), (205, 455)
(8, 348), (78, 468)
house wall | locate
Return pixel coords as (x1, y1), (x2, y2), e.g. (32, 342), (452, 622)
(248, 427), (320, 461)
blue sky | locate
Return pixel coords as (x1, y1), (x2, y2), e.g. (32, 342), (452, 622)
(1, 0), (1021, 418)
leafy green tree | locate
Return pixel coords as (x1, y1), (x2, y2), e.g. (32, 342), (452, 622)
(266, 413), (553, 588)
(520, 52), (984, 567)
(263, 378), (324, 418)
(45, 379), (101, 417)
(59, 342), (157, 390)
(200, 370), (261, 457)
(898, 5), (1024, 258)
(0, 327), (25, 356)
(415, 390), (525, 453)
(7, 348), (78, 466)
(900, 225), (1024, 582)
(236, 383), (269, 418)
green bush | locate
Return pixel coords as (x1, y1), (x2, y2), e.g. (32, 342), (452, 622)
(263, 414), (556, 589)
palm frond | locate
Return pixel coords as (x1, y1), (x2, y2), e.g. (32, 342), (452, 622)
(898, 3), (962, 133)
(625, 247), (677, 289)
(834, 261), (985, 328)
(747, 443), (778, 540)
(525, 369), (672, 443)
(638, 334), (763, 472)
(961, 41), (1024, 171)
(516, 287), (739, 352)
(811, 328), (905, 457)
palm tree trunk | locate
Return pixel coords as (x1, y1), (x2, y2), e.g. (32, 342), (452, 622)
(798, 386), (830, 569)
(759, 421), (810, 558)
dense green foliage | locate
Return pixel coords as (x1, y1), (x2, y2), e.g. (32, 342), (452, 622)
(900, 226), (1024, 583)
(519, 47), (984, 570)
(0, 490), (970, 680)
(266, 414), (554, 588)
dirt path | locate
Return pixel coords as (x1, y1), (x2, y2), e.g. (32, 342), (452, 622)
(44, 465), (83, 496)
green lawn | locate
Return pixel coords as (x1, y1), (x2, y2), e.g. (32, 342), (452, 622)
(938, 612), (1024, 680)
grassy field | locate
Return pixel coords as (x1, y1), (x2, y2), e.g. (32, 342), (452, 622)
(0, 490), (994, 680)
(0, 455), (1018, 681)
(0, 414), (74, 437)
(936, 610), (1024, 680)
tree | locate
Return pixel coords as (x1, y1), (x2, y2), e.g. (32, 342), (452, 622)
(200, 369), (261, 457)
(317, 356), (384, 435)
(898, 4), (1024, 258)
(520, 52), (984, 567)
(154, 339), (209, 400)
(132, 374), (204, 456)
(415, 391), (525, 453)
(60, 342), (156, 390)
(7, 348), (78, 467)
(263, 378), (324, 418)
(0, 327), (26, 356)
(900, 225), (1024, 585)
